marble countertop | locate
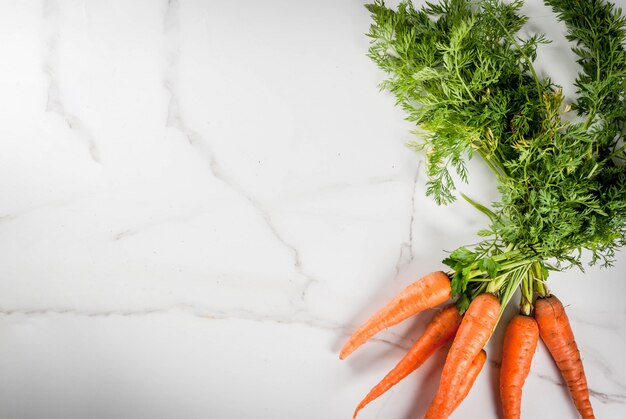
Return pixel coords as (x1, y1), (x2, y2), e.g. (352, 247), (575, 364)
(0, 0), (625, 418)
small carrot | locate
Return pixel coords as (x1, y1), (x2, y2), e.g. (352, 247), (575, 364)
(340, 271), (451, 360)
(352, 304), (462, 419)
(500, 314), (539, 419)
(535, 295), (595, 419)
(425, 293), (500, 419)
(450, 349), (487, 413)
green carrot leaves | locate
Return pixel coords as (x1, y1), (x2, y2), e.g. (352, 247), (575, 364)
(367, 0), (626, 269)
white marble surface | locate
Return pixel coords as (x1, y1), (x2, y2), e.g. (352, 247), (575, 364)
(0, 0), (625, 418)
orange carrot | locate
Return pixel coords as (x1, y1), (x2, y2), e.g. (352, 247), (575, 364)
(450, 349), (487, 413)
(352, 304), (462, 419)
(340, 271), (451, 360)
(535, 295), (595, 419)
(500, 314), (539, 419)
(425, 293), (500, 419)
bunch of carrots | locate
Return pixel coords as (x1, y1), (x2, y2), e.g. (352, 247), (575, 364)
(339, 271), (593, 418)
(339, 0), (626, 416)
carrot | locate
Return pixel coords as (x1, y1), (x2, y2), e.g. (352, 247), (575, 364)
(535, 295), (595, 419)
(425, 293), (500, 419)
(500, 314), (539, 419)
(450, 349), (487, 413)
(340, 271), (451, 360)
(352, 304), (462, 419)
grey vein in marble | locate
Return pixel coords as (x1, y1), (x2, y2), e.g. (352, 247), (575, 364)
(0, 194), (84, 224)
(0, 302), (420, 353)
(0, 214), (17, 223)
(580, 347), (626, 392)
(394, 165), (420, 279)
(112, 207), (208, 241)
(0, 304), (337, 330)
(568, 311), (626, 334)
(42, 0), (100, 163)
(162, 0), (317, 308)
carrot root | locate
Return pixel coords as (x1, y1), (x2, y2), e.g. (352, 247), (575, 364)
(425, 293), (500, 419)
(340, 271), (451, 360)
(535, 295), (595, 419)
(500, 314), (539, 419)
(451, 349), (487, 413)
(352, 304), (461, 419)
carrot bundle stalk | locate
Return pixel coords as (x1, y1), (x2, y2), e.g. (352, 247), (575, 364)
(500, 314), (539, 419)
(340, 271), (451, 360)
(425, 293), (500, 419)
(353, 304), (462, 418)
(535, 295), (595, 419)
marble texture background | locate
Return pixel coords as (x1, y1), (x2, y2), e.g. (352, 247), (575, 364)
(0, 0), (625, 418)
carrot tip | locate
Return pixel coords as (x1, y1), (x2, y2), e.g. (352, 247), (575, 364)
(339, 346), (352, 360)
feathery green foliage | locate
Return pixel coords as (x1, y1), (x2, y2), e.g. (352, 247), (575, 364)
(366, 0), (626, 302)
